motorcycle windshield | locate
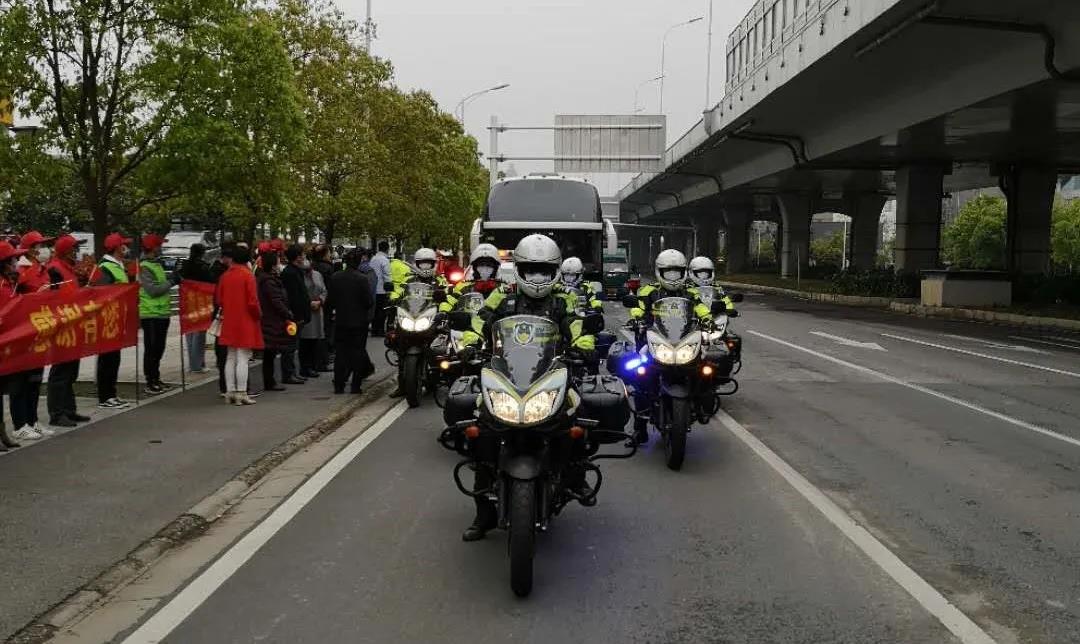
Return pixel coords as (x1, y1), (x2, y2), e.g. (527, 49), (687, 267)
(454, 292), (486, 313)
(402, 282), (434, 317)
(696, 285), (716, 308)
(490, 315), (560, 390)
(651, 297), (696, 343)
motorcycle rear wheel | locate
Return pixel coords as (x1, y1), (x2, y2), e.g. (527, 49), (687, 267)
(509, 478), (537, 597)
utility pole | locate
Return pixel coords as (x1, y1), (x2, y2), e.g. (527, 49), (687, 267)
(705, 0), (715, 111)
(364, 0), (375, 52)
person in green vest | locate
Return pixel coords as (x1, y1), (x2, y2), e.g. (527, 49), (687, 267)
(389, 252), (412, 293)
(93, 233), (134, 409)
(138, 234), (180, 395)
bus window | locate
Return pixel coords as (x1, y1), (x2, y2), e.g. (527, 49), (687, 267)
(487, 180), (601, 223)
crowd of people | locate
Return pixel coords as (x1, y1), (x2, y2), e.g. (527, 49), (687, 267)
(0, 229), (402, 451)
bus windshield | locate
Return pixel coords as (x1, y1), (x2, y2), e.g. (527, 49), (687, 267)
(486, 179), (600, 222)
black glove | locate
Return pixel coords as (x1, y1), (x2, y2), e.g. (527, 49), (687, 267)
(457, 346), (476, 363)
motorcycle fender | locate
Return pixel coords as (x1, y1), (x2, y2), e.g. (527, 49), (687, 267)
(660, 381), (691, 399)
(502, 454), (543, 481)
(404, 345), (425, 356)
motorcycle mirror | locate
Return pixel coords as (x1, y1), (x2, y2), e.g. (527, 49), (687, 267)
(447, 311), (472, 331)
(729, 292), (744, 303)
(621, 293), (638, 309)
(432, 289), (447, 303)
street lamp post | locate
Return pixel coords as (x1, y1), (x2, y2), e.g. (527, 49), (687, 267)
(456, 83), (510, 127)
(633, 75), (664, 113)
(659, 16), (703, 114)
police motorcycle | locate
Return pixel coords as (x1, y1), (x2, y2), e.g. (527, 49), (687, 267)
(694, 285), (745, 379)
(440, 311), (634, 597)
(430, 290), (487, 407)
(386, 281), (441, 407)
(612, 294), (732, 470)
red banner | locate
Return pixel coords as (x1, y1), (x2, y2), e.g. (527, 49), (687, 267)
(179, 280), (215, 334)
(0, 284), (139, 376)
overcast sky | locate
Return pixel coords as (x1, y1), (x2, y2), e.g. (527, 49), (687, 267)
(339, 0), (756, 196)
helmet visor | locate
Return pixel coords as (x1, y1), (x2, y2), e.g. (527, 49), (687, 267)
(692, 269), (713, 281)
(518, 262), (556, 285)
(416, 260), (435, 271)
(661, 268), (685, 283)
(474, 260), (497, 280)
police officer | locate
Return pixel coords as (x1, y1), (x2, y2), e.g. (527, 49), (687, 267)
(628, 249), (713, 446)
(555, 256), (603, 312)
(439, 243), (501, 314)
(388, 248), (448, 398)
(459, 234), (597, 542)
(688, 256), (735, 313)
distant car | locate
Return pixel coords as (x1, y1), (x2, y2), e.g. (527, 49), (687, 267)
(160, 231), (219, 272)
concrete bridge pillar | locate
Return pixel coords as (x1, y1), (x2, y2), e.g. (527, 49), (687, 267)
(776, 194), (813, 279)
(895, 165), (944, 272)
(722, 208), (751, 274)
(843, 193), (887, 270)
(1003, 166), (1057, 274)
(695, 216), (722, 260)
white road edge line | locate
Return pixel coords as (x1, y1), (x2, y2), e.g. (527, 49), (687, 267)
(749, 330), (1080, 450)
(1009, 335), (1080, 351)
(120, 401), (410, 644)
(716, 409), (997, 644)
(881, 332), (1080, 379)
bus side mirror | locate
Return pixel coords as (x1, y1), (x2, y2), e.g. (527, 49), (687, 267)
(729, 293), (744, 303)
(447, 311), (472, 331)
(621, 294), (638, 309)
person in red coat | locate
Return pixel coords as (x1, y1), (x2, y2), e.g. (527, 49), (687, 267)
(0, 241), (28, 450)
(10, 231), (57, 441)
(215, 245), (262, 405)
(45, 234), (91, 428)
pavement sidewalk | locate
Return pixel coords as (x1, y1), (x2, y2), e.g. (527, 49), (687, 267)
(0, 335), (395, 641)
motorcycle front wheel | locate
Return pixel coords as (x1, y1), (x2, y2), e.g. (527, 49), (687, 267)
(665, 397), (689, 471)
(509, 478), (537, 597)
(402, 354), (424, 408)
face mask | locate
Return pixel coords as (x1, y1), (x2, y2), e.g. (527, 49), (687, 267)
(523, 270), (553, 284)
(475, 265), (495, 280)
(416, 261), (435, 271)
(694, 270), (712, 282)
(562, 272), (581, 286)
(36, 247), (53, 263)
(661, 269), (684, 283)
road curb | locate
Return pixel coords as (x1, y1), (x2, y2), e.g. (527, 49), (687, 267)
(721, 280), (1080, 332)
(6, 372), (395, 644)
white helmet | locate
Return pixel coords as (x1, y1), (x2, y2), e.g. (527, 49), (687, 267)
(688, 256), (715, 286)
(559, 257), (584, 287)
(413, 247), (437, 279)
(655, 249), (688, 291)
(512, 234), (561, 298)
(470, 243), (500, 281)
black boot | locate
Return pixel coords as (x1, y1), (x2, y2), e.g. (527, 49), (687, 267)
(462, 501), (497, 542)
(633, 417), (649, 446)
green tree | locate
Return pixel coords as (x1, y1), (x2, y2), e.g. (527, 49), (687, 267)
(0, 0), (289, 252)
(811, 230), (844, 268)
(942, 195), (1006, 269)
(1053, 198), (1080, 271)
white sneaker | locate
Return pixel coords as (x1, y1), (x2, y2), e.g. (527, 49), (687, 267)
(13, 425), (42, 441)
(34, 423), (56, 437)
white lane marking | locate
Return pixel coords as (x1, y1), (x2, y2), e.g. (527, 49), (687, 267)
(1046, 335), (1080, 344)
(1010, 336), (1080, 351)
(716, 410), (997, 644)
(881, 333), (1080, 379)
(121, 401), (409, 644)
(749, 330), (1080, 450)
(942, 333), (1048, 355)
(810, 331), (887, 351)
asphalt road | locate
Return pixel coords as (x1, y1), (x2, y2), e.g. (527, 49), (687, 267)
(117, 295), (1080, 643)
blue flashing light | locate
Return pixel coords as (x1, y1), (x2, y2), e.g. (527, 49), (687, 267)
(624, 358), (642, 371)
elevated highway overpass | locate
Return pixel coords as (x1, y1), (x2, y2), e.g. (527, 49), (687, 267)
(617, 0), (1080, 277)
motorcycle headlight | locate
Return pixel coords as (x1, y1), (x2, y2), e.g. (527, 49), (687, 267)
(414, 309), (436, 331)
(674, 331), (702, 364)
(397, 308), (414, 331)
(647, 330), (676, 365)
(487, 390), (521, 424)
(521, 369), (567, 425)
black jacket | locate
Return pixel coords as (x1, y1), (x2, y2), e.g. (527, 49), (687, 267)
(280, 263), (312, 324)
(326, 268), (374, 330)
(180, 258), (214, 283)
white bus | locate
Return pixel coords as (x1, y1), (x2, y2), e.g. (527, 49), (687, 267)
(470, 174), (617, 281)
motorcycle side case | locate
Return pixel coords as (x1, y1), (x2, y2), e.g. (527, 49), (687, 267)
(702, 345), (735, 379)
(443, 376), (480, 426)
(604, 340), (636, 377)
(577, 375), (631, 443)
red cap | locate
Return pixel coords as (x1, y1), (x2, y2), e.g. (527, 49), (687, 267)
(270, 239), (286, 252)
(0, 241), (29, 262)
(104, 233), (133, 253)
(257, 241), (272, 254)
(141, 233), (168, 251)
(19, 231), (55, 249)
(54, 234), (85, 256)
